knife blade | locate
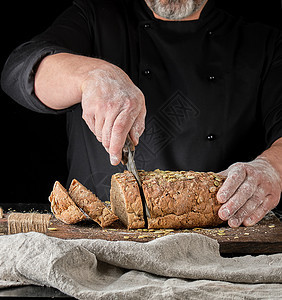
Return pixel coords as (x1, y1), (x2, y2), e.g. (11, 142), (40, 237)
(122, 135), (151, 219)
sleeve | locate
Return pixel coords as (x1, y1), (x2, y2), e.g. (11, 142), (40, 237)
(261, 30), (282, 147)
(1, 0), (94, 114)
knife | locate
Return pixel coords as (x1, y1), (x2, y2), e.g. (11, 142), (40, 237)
(122, 135), (151, 219)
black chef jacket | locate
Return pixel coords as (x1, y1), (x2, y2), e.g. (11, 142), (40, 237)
(2, 0), (282, 201)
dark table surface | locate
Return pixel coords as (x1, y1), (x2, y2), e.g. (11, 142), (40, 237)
(0, 202), (281, 298)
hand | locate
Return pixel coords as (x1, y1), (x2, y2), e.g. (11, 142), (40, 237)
(81, 62), (146, 165)
(217, 158), (282, 228)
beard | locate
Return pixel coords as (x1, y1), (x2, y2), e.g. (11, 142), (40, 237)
(145, 0), (207, 20)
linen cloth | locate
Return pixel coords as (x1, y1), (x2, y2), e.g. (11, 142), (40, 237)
(0, 232), (281, 299)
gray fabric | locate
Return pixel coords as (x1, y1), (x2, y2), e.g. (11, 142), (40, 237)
(0, 232), (281, 299)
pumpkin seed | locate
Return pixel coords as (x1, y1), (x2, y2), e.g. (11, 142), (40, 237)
(138, 235), (148, 239)
(192, 228), (202, 231)
(209, 186), (217, 193)
(154, 230), (165, 234)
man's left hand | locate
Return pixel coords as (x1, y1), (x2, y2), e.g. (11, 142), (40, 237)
(217, 158), (282, 227)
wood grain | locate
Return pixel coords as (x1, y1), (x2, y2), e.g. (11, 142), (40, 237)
(0, 211), (281, 255)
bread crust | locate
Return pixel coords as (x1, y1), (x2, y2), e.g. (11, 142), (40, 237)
(69, 179), (119, 228)
(49, 181), (86, 225)
(110, 171), (145, 229)
(139, 170), (225, 229)
(111, 170), (225, 229)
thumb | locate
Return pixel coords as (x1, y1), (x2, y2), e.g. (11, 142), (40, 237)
(217, 169), (229, 177)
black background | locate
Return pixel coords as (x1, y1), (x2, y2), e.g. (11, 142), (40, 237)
(1, 0), (282, 205)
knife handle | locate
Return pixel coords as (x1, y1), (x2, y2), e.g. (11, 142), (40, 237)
(121, 135), (135, 165)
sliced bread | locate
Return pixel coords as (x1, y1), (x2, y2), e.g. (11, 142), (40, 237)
(69, 179), (119, 228)
(49, 181), (86, 224)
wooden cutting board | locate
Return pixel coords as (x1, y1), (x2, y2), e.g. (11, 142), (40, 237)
(0, 211), (281, 255)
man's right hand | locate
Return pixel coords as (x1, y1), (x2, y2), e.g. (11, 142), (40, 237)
(35, 53), (146, 165)
(81, 62), (146, 165)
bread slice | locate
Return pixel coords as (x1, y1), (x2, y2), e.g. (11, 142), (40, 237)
(111, 170), (225, 229)
(49, 181), (87, 224)
(110, 171), (145, 229)
(69, 179), (119, 228)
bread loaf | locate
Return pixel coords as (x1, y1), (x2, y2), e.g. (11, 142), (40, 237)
(49, 181), (86, 224)
(69, 179), (119, 228)
(110, 170), (225, 229)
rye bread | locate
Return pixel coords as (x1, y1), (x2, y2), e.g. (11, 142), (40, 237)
(49, 181), (87, 225)
(69, 179), (119, 228)
(110, 170), (225, 229)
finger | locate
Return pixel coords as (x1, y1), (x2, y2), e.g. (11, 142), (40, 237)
(217, 163), (247, 204)
(109, 111), (136, 165)
(94, 115), (105, 143)
(81, 90), (98, 136)
(218, 174), (258, 221)
(129, 110), (146, 145)
(243, 196), (275, 226)
(228, 187), (264, 227)
(101, 109), (120, 152)
(83, 114), (96, 135)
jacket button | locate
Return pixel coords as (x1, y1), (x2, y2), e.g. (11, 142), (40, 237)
(144, 23), (151, 29)
(208, 75), (215, 81)
(143, 69), (151, 76)
(207, 30), (213, 36)
(207, 134), (216, 141)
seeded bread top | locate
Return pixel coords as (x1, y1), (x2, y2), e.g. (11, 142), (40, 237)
(138, 169), (225, 220)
